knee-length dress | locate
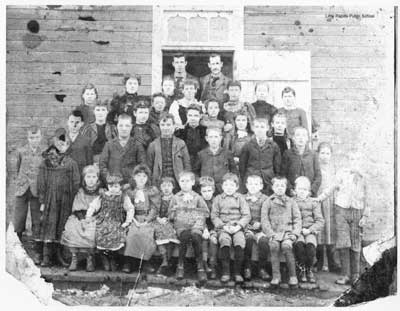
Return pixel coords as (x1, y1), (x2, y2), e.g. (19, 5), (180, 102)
(153, 196), (179, 245)
(37, 155), (80, 243)
(318, 163), (337, 245)
(87, 192), (134, 251)
(124, 186), (159, 260)
(60, 188), (98, 249)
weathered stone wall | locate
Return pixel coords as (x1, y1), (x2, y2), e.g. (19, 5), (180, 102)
(244, 6), (395, 241)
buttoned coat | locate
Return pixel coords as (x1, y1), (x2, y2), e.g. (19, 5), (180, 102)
(200, 73), (231, 105)
(147, 136), (191, 185)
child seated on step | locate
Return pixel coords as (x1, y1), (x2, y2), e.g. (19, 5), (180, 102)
(261, 176), (301, 286)
(86, 174), (134, 272)
(169, 171), (209, 282)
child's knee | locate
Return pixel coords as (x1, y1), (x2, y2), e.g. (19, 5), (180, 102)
(281, 240), (293, 252)
(269, 240), (280, 252)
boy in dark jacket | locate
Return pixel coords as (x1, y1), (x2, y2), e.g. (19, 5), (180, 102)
(251, 82), (277, 124)
(271, 112), (293, 157)
(65, 109), (93, 174)
(99, 113), (146, 185)
(261, 176), (302, 286)
(239, 118), (281, 195)
(194, 127), (237, 194)
(211, 173), (251, 283)
(175, 104), (208, 168)
(280, 126), (321, 197)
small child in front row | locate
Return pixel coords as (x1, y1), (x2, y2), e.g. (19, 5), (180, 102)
(293, 176), (324, 283)
(211, 173), (251, 283)
(169, 171), (209, 282)
(86, 174), (134, 271)
(261, 176), (301, 286)
(199, 176), (219, 279)
(153, 177), (180, 274)
(243, 175), (270, 281)
(315, 151), (368, 285)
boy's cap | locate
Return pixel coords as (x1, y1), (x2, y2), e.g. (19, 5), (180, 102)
(106, 174), (123, 184)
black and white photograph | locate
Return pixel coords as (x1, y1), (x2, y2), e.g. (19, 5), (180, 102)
(3, 1), (398, 308)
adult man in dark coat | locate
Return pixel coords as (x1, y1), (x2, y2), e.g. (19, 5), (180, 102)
(171, 53), (200, 100)
(200, 53), (231, 106)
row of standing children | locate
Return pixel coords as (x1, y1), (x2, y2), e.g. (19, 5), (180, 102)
(13, 72), (368, 286)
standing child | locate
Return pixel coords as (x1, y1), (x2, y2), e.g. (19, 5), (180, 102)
(107, 74), (141, 124)
(261, 176), (301, 286)
(211, 173), (251, 283)
(169, 171), (209, 282)
(293, 176), (324, 283)
(13, 126), (43, 263)
(37, 132), (80, 267)
(169, 79), (203, 129)
(315, 151), (368, 285)
(83, 100), (118, 164)
(243, 175), (271, 281)
(153, 177), (180, 274)
(86, 174), (134, 271)
(131, 99), (160, 150)
(222, 80), (256, 128)
(147, 113), (191, 187)
(76, 83), (98, 126)
(223, 110), (252, 165)
(99, 113), (146, 185)
(271, 112), (292, 157)
(251, 82), (277, 124)
(316, 142), (340, 272)
(194, 127), (237, 194)
(161, 76), (177, 110)
(123, 164), (160, 274)
(200, 99), (225, 130)
(239, 118), (281, 195)
(61, 165), (101, 272)
(280, 126), (321, 197)
(174, 104), (208, 168)
(277, 87), (308, 139)
(149, 93), (168, 126)
(199, 176), (219, 279)
(65, 110), (93, 174)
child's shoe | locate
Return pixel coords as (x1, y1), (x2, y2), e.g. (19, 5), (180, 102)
(176, 265), (184, 280)
(32, 242), (42, 265)
(288, 276), (299, 286)
(69, 252), (78, 271)
(220, 274), (230, 283)
(197, 267), (207, 283)
(234, 274), (244, 283)
(86, 254), (95, 272)
(306, 268), (316, 283)
(244, 267), (252, 281)
(270, 277), (281, 286)
(209, 264), (217, 280)
(102, 254), (111, 271)
(335, 276), (351, 285)
(322, 265), (329, 272)
(40, 244), (51, 267)
(259, 268), (271, 281)
(204, 261), (212, 274)
(298, 265), (307, 283)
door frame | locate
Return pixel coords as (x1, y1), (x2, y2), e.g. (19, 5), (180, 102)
(151, 5), (244, 93)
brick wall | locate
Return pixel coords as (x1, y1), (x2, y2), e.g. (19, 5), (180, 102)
(6, 5), (153, 221)
(244, 6), (395, 241)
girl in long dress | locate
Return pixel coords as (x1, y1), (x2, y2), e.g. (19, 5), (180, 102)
(123, 164), (160, 273)
(61, 165), (101, 272)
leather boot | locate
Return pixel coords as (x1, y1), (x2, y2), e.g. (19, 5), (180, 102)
(270, 245), (281, 285)
(69, 249), (78, 271)
(197, 261), (207, 283)
(209, 263), (217, 280)
(233, 246), (244, 283)
(176, 260), (184, 280)
(298, 263), (307, 283)
(350, 250), (361, 281)
(157, 246), (169, 275)
(109, 252), (118, 272)
(86, 252), (95, 272)
(306, 267), (316, 283)
(102, 253), (111, 271)
(41, 243), (51, 267)
(220, 246), (231, 283)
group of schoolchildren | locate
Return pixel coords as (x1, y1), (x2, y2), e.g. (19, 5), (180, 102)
(13, 53), (369, 287)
